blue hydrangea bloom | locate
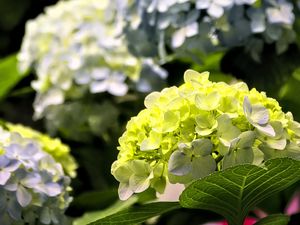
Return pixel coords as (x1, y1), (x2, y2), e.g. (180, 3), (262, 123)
(0, 128), (72, 225)
(119, 0), (296, 61)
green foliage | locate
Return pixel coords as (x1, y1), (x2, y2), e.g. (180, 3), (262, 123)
(0, 54), (28, 100)
(179, 158), (300, 225)
(254, 214), (289, 225)
(87, 202), (180, 225)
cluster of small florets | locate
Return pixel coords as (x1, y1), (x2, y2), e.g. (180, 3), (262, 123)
(0, 125), (74, 225)
(120, 0), (295, 61)
(18, 0), (166, 141)
(18, 0), (167, 119)
(5, 123), (77, 178)
(111, 70), (300, 200)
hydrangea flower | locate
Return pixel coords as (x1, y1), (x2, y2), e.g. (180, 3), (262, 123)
(18, 0), (166, 141)
(120, 0), (296, 61)
(0, 125), (73, 225)
(111, 70), (300, 200)
(5, 123), (77, 178)
(18, 0), (166, 113)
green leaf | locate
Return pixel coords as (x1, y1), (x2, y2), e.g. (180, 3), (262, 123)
(87, 202), (180, 225)
(0, 54), (28, 100)
(179, 158), (300, 225)
(254, 214), (290, 225)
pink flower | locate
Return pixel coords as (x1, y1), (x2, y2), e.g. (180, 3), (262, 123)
(204, 217), (257, 225)
(285, 191), (300, 215)
(204, 191), (300, 225)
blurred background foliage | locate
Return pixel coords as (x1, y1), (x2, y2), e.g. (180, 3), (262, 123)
(1, 0), (300, 224)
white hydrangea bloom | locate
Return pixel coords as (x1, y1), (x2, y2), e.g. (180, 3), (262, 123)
(19, 0), (166, 120)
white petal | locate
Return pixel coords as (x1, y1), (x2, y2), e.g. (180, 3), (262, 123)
(17, 186), (32, 207)
(172, 28), (186, 48)
(185, 22), (198, 38)
(207, 3), (224, 18)
(118, 183), (133, 201)
(108, 82), (128, 96)
(90, 81), (108, 93)
(196, 0), (210, 9)
(255, 124), (276, 137)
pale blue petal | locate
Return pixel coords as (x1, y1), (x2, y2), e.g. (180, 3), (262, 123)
(44, 183), (62, 197)
(168, 150), (192, 176)
(251, 105), (269, 125)
(22, 173), (41, 188)
(0, 171), (11, 185)
(5, 160), (21, 172)
(0, 156), (10, 167)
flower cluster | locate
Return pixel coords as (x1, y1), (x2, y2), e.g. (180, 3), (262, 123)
(18, 0), (166, 122)
(5, 123), (77, 178)
(120, 0), (296, 61)
(0, 125), (74, 225)
(112, 70), (300, 200)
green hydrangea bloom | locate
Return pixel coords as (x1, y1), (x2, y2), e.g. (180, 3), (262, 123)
(112, 70), (300, 200)
(5, 123), (77, 178)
